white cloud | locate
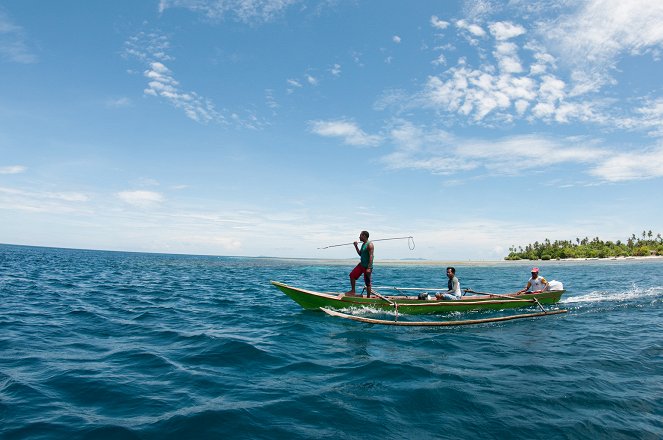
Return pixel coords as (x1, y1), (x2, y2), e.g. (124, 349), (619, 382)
(431, 16), (450, 30)
(590, 144), (663, 182)
(382, 119), (663, 183)
(421, 35), (613, 126)
(615, 97), (663, 137)
(456, 19), (486, 37)
(106, 97), (132, 108)
(123, 31), (172, 64)
(46, 192), (89, 202)
(431, 53), (446, 66)
(494, 42), (523, 73)
(0, 10), (37, 63)
(0, 186), (90, 214)
(0, 165), (26, 174)
(306, 74), (318, 86)
(117, 190), (164, 208)
(540, 0), (663, 93)
(287, 78), (302, 88)
(392, 35), (401, 44)
(330, 63), (341, 77)
(413, 4), (663, 134)
(265, 89), (279, 109)
(489, 21), (526, 41)
(458, 134), (606, 170)
(158, 0), (300, 24)
(124, 31), (271, 127)
(380, 121), (475, 174)
(143, 61), (222, 124)
(378, 121), (634, 180)
(425, 64), (538, 122)
(309, 119), (382, 147)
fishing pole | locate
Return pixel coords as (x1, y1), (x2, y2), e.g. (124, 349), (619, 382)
(317, 236), (415, 250)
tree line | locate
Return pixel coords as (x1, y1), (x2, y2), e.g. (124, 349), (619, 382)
(505, 231), (663, 260)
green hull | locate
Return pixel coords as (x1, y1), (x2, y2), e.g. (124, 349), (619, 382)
(271, 281), (564, 315)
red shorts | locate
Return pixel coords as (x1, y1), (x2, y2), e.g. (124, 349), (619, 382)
(350, 264), (371, 285)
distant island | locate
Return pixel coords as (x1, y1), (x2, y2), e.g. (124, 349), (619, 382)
(505, 231), (663, 260)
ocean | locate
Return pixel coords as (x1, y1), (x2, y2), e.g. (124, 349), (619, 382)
(1, 244), (661, 439)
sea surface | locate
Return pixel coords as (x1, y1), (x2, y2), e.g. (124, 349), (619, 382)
(1, 244), (661, 439)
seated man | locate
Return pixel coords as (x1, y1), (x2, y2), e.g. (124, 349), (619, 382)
(436, 267), (462, 300)
(518, 267), (549, 293)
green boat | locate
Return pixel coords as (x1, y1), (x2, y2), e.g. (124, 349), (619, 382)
(271, 281), (565, 315)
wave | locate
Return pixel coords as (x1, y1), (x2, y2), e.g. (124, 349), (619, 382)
(562, 285), (663, 304)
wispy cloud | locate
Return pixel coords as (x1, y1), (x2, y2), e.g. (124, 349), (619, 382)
(158, 0), (300, 24)
(144, 61), (223, 124)
(0, 186), (90, 213)
(306, 74), (318, 86)
(105, 97), (132, 108)
(540, 0), (663, 94)
(456, 19), (486, 38)
(420, 23), (612, 125)
(431, 15), (450, 30)
(124, 30), (267, 128)
(124, 31), (223, 124)
(590, 144), (663, 182)
(0, 165), (26, 174)
(377, 120), (663, 182)
(0, 10), (37, 63)
(117, 190), (164, 208)
(412, 3), (663, 134)
(309, 119), (382, 147)
(489, 21), (525, 41)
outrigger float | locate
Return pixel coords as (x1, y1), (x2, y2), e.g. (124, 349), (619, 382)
(271, 281), (568, 326)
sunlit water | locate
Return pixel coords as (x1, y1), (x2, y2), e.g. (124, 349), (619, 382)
(1, 245), (661, 439)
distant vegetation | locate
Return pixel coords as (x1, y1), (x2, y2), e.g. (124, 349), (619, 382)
(505, 231), (663, 260)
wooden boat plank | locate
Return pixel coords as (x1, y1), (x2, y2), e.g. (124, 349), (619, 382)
(271, 281), (565, 315)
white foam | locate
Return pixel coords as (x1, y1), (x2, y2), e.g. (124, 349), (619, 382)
(562, 285), (663, 304)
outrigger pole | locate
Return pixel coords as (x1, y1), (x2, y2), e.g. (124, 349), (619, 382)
(320, 307), (568, 326)
(464, 288), (547, 313)
(317, 236), (415, 250)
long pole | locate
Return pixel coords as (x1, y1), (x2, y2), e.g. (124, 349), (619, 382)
(320, 307), (567, 326)
(317, 236), (415, 250)
(463, 288), (528, 301)
(464, 289), (548, 313)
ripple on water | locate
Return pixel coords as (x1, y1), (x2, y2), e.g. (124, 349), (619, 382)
(1, 245), (662, 439)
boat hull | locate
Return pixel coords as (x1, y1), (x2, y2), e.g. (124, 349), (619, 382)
(271, 281), (565, 315)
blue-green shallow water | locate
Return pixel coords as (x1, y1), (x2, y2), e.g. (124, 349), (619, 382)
(1, 244), (661, 439)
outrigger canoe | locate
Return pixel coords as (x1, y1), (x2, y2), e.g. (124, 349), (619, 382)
(271, 281), (565, 315)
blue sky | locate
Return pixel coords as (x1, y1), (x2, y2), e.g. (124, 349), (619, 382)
(1, 0), (663, 260)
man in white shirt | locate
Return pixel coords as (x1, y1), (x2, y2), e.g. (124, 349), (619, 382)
(519, 267), (549, 293)
(436, 267), (462, 300)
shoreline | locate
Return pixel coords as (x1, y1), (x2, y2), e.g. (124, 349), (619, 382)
(264, 255), (663, 267)
(373, 255), (663, 266)
(2, 243), (661, 266)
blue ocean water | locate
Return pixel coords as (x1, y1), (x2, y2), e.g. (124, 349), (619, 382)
(1, 244), (661, 439)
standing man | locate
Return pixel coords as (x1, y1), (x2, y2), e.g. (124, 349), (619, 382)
(436, 267), (462, 300)
(519, 267), (549, 293)
(346, 231), (374, 297)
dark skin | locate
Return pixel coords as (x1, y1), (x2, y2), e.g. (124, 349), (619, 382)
(518, 271), (548, 294)
(435, 267), (455, 300)
(346, 232), (374, 297)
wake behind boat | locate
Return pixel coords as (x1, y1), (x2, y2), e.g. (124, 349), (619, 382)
(271, 281), (565, 315)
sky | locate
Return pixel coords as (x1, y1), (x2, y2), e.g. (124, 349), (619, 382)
(1, 0), (663, 261)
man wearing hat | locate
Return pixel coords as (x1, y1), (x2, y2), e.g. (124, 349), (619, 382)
(518, 267), (549, 293)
